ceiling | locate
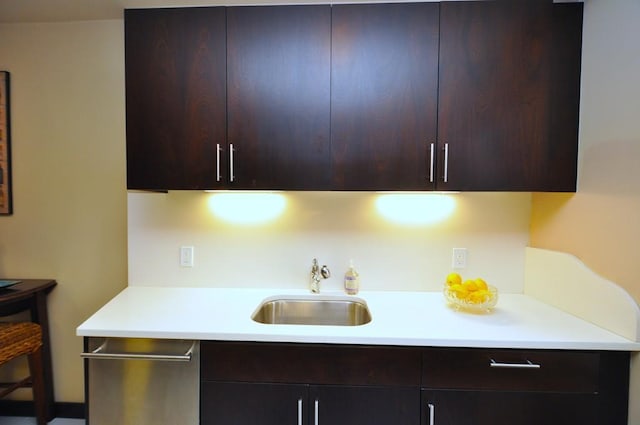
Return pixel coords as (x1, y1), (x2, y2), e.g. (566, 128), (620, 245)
(0, 0), (583, 23)
(0, 0), (123, 22)
(0, 0), (227, 23)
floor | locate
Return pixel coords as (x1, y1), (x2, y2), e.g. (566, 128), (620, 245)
(0, 418), (84, 425)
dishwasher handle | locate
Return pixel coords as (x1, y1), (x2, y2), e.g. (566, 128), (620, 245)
(81, 340), (196, 362)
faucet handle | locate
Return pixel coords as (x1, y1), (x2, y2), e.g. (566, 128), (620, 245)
(320, 265), (331, 279)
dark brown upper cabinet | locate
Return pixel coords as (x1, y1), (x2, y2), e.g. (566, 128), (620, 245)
(436, 2), (582, 191)
(125, 8), (226, 190)
(126, 6), (331, 191)
(226, 6), (331, 190)
(125, 2), (582, 192)
(331, 1), (582, 191)
(331, 3), (440, 191)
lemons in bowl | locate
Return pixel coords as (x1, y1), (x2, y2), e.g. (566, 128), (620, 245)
(444, 273), (498, 313)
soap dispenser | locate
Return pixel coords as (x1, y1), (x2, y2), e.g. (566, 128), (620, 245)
(344, 260), (360, 295)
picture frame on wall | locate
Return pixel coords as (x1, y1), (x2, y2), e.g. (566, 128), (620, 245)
(0, 71), (12, 215)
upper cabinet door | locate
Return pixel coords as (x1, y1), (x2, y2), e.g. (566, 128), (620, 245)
(227, 6), (332, 190)
(437, 2), (581, 191)
(331, 3), (440, 191)
(125, 8), (227, 190)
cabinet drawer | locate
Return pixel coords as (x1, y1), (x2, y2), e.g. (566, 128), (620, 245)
(422, 348), (599, 393)
(201, 341), (421, 386)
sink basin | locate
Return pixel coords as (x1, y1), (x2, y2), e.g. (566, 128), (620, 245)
(251, 295), (372, 326)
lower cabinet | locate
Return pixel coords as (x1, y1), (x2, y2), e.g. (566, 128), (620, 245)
(201, 382), (306, 425)
(420, 348), (630, 425)
(200, 342), (629, 425)
(200, 341), (422, 425)
(421, 390), (598, 425)
(311, 385), (419, 425)
(201, 382), (420, 425)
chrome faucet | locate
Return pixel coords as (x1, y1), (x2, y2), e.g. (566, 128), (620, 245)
(310, 258), (330, 293)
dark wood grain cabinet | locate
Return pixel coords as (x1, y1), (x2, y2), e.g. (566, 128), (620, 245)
(126, 6), (330, 190)
(201, 382), (307, 425)
(331, 2), (582, 191)
(421, 389), (598, 425)
(125, 7), (226, 190)
(200, 342), (421, 425)
(435, 2), (582, 191)
(125, 2), (583, 191)
(420, 348), (629, 425)
(200, 342), (629, 425)
(330, 3), (439, 191)
(227, 6), (331, 190)
(202, 382), (419, 425)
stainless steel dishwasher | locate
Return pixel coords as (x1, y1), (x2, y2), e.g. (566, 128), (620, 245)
(81, 337), (199, 425)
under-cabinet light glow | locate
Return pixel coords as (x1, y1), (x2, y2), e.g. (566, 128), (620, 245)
(375, 193), (456, 225)
(207, 192), (286, 224)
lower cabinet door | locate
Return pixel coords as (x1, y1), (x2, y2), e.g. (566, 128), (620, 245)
(421, 390), (598, 425)
(202, 382), (421, 425)
(311, 385), (421, 425)
(201, 382), (307, 425)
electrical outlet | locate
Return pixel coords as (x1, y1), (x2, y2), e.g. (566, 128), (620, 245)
(452, 248), (467, 269)
(180, 246), (194, 267)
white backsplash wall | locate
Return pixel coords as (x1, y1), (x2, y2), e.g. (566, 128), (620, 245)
(128, 191), (531, 293)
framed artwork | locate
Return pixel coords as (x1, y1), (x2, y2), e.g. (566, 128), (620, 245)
(0, 71), (12, 215)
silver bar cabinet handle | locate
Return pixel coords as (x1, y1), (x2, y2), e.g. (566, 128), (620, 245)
(428, 403), (435, 425)
(443, 143), (449, 183)
(490, 359), (541, 369)
(314, 399), (319, 425)
(229, 143), (235, 182)
(80, 340), (196, 362)
(216, 144), (222, 182)
(298, 399), (303, 425)
(429, 143), (435, 183)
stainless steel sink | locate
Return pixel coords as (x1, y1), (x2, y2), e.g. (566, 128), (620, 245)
(251, 295), (372, 326)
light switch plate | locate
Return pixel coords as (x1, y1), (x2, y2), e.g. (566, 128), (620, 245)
(180, 246), (194, 267)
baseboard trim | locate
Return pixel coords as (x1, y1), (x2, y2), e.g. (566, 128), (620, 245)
(0, 400), (85, 419)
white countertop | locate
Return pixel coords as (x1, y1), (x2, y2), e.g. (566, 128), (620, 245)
(76, 286), (640, 351)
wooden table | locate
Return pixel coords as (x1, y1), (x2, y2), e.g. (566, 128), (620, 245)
(0, 279), (57, 421)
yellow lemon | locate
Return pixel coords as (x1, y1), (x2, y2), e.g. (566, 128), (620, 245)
(449, 283), (468, 300)
(474, 278), (488, 291)
(462, 279), (479, 292)
(467, 292), (481, 304)
(469, 289), (490, 304)
(445, 272), (462, 287)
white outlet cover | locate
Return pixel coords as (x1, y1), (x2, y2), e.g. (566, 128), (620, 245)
(452, 248), (467, 269)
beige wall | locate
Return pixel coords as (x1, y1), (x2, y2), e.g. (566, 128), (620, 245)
(0, 21), (127, 402)
(530, 0), (640, 305)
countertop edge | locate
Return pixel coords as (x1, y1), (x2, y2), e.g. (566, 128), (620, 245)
(76, 287), (640, 351)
